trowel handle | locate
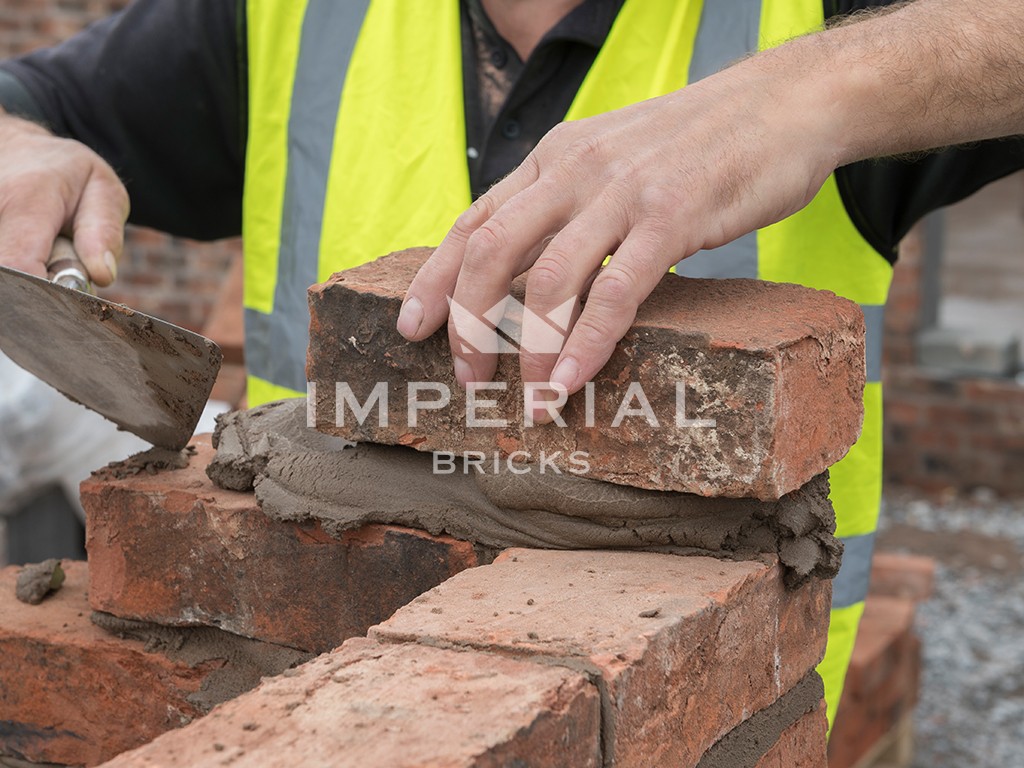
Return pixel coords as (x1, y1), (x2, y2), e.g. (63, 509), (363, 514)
(46, 237), (92, 293)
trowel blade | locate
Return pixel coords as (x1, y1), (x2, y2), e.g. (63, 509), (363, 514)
(0, 264), (223, 450)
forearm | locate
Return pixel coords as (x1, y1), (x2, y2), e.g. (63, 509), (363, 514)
(0, 0), (245, 239)
(779, 0), (1024, 167)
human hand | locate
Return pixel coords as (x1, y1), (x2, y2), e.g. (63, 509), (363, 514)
(397, 57), (837, 416)
(0, 111), (128, 285)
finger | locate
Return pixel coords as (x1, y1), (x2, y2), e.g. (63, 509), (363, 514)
(399, 156), (541, 342)
(549, 226), (677, 396)
(71, 166), (129, 287)
(0, 199), (65, 280)
(446, 177), (579, 386)
(519, 206), (624, 407)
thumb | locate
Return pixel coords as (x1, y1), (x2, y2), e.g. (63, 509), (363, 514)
(71, 167), (130, 287)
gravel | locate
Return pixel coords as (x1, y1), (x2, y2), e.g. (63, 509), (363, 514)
(879, 490), (1024, 767)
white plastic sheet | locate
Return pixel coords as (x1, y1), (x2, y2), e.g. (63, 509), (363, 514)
(0, 351), (150, 518)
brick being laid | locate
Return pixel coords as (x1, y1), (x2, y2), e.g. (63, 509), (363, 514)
(307, 247), (866, 500)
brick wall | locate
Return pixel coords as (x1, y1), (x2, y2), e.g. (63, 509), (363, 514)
(1, 256), (864, 766)
(0, 0), (241, 333)
(884, 227), (1024, 495)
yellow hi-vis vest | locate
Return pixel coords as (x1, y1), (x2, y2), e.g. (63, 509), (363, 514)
(243, 0), (891, 726)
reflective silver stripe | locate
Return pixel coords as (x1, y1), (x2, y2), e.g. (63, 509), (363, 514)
(245, 0), (373, 393)
(832, 531), (876, 609)
(676, 0), (761, 280)
(0, 70), (43, 121)
(676, 232), (758, 279)
(687, 0), (761, 83)
(863, 304), (884, 384)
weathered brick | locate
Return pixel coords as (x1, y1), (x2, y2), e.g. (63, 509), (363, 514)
(308, 248), (866, 500)
(869, 551), (936, 602)
(827, 595), (921, 768)
(371, 548), (831, 767)
(101, 637), (601, 768)
(82, 437), (481, 653)
(753, 702), (828, 768)
(0, 562), (307, 767)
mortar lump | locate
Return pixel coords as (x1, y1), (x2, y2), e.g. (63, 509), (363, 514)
(207, 399), (841, 587)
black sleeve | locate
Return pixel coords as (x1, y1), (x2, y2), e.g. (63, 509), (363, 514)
(0, 0), (246, 241)
(837, 142), (1024, 261)
(825, 0), (1024, 260)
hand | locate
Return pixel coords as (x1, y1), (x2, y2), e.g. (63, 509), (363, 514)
(0, 111), (128, 285)
(397, 55), (837, 415)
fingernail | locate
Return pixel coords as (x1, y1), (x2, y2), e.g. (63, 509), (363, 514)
(397, 296), (423, 338)
(103, 251), (118, 281)
(531, 406), (556, 426)
(453, 356), (474, 388)
(549, 357), (580, 392)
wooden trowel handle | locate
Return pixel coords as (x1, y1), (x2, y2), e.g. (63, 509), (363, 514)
(46, 237), (91, 293)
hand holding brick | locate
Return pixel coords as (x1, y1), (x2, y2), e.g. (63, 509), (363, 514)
(307, 248), (866, 499)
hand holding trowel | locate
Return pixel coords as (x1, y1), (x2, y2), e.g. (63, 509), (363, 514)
(0, 237), (222, 449)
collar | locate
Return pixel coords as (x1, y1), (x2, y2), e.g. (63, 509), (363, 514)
(465, 0), (626, 52)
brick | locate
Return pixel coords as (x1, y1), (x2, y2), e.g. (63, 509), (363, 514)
(0, 562), (307, 767)
(371, 548), (831, 767)
(101, 637), (601, 768)
(869, 552), (936, 602)
(827, 595), (921, 768)
(202, 255), (244, 366)
(698, 672), (826, 768)
(753, 702), (828, 768)
(308, 248), (866, 500)
(883, 364), (1024, 496)
(82, 436), (481, 653)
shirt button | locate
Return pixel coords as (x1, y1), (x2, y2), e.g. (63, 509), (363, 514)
(490, 48), (508, 69)
(501, 119), (521, 140)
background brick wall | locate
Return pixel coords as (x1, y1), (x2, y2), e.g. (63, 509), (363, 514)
(0, 0), (241, 333)
(884, 225), (1024, 496)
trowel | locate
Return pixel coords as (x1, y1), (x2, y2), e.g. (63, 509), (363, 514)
(0, 237), (222, 450)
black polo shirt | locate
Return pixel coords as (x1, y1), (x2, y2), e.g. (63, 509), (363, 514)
(1, 0), (1022, 262)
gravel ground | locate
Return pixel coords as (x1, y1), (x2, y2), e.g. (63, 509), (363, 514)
(878, 490), (1024, 767)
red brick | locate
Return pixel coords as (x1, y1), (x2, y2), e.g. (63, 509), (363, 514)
(0, 562), (306, 767)
(82, 436), (481, 653)
(869, 552), (936, 602)
(371, 548), (831, 767)
(827, 596), (921, 768)
(883, 363), (1024, 496)
(308, 248), (866, 500)
(101, 637), (601, 768)
(755, 702), (829, 768)
(202, 255), (244, 366)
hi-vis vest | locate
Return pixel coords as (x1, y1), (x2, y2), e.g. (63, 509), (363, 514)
(243, 0), (891, 618)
